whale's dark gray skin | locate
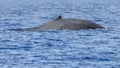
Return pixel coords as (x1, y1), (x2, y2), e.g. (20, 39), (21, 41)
(10, 16), (105, 31)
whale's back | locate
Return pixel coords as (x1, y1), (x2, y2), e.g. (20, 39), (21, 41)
(9, 16), (105, 31)
(39, 19), (105, 30)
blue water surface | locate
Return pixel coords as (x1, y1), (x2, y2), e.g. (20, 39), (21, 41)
(0, 0), (120, 68)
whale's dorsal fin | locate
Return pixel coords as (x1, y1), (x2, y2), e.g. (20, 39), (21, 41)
(55, 16), (62, 20)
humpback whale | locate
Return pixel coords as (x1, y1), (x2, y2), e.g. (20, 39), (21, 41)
(10, 16), (105, 31)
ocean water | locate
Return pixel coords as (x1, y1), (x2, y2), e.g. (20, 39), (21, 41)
(0, 0), (120, 68)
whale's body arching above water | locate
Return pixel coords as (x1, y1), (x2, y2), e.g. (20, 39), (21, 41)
(10, 16), (105, 31)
